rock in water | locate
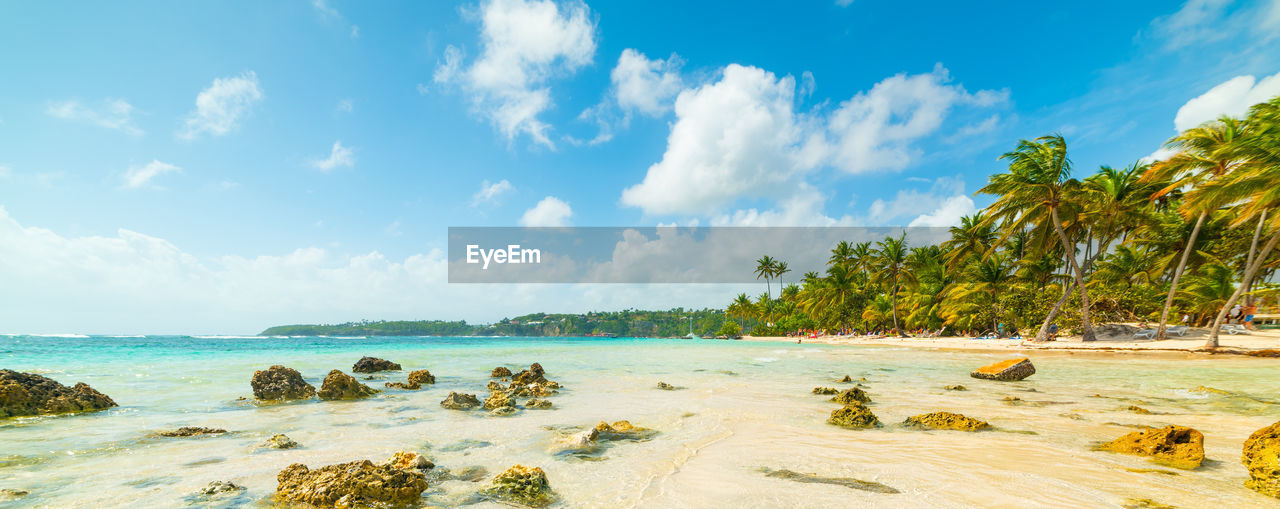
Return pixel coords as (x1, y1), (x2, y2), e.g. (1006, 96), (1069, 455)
(903, 412), (990, 431)
(275, 460), (428, 507)
(351, 356), (402, 373)
(760, 468), (899, 494)
(317, 370), (377, 400)
(483, 465), (556, 508)
(1243, 419), (1280, 498)
(838, 375), (854, 383)
(812, 387), (839, 395)
(594, 420), (656, 440)
(944, 384), (967, 391)
(970, 357), (1036, 381)
(258, 434), (299, 449)
(0, 369), (117, 418)
(484, 391), (515, 410)
(657, 382), (678, 390)
(0, 489), (30, 502)
(830, 387), (871, 405)
(197, 480), (245, 496)
(491, 367), (512, 377)
(384, 381), (420, 390)
(827, 403), (880, 429)
(1098, 425), (1205, 469)
(407, 369), (435, 385)
(525, 398), (553, 409)
(250, 365), (316, 401)
(441, 392), (481, 410)
(155, 427), (227, 437)
(383, 451), (433, 471)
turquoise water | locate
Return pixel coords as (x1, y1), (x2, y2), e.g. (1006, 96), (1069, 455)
(2, 335), (1280, 508)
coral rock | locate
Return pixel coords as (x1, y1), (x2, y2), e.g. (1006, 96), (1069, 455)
(970, 357), (1036, 381)
(259, 433), (299, 449)
(318, 370), (377, 400)
(351, 356), (401, 373)
(1098, 425), (1205, 469)
(594, 420), (655, 439)
(827, 403), (880, 429)
(440, 392), (481, 410)
(250, 365), (316, 401)
(407, 369), (434, 385)
(483, 464), (555, 508)
(903, 411), (990, 431)
(491, 367), (512, 377)
(812, 387), (838, 395)
(156, 427), (227, 437)
(484, 391), (515, 410)
(525, 398), (553, 409)
(943, 385), (967, 391)
(830, 387), (871, 405)
(0, 369), (117, 418)
(1243, 419), (1280, 498)
(384, 451), (433, 471)
(657, 382), (678, 390)
(275, 460), (427, 507)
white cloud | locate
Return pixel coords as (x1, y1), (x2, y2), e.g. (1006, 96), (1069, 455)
(1173, 71), (1280, 130)
(620, 63), (1002, 218)
(835, 0), (854, 6)
(434, 0), (597, 147)
(46, 98), (142, 135)
(178, 71), (263, 139)
(1141, 146), (1180, 164)
(908, 195), (977, 227)
(612, 49), (684, 116)
(520, 196), (572, 226)
(1148, 0), (1232, 49)
(122, 160), (181, 189)
(336, 99), (354, 113)
(310, 141), (355, 171)
(313, 0), (360, 38)
(863, 175), (974, 226)
(472, 179), (514, 206)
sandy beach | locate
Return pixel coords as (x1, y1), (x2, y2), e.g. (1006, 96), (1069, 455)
(744, 324), (1280, 355)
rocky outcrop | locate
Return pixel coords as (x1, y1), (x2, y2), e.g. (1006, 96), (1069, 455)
(594, 420), (656, 440)
(408, 369), (434, 385)
(482, 465), (556, 508)
(1242, 419), (1280, 498)
(258, 434), (299, 449)
(276, 460), (428, 507)
(441, 392), (481, 410)
(484, 391), (515, 410)
(903, 412), (990, 431)
(318, 370), (377, 400)
(657, 382), (678, 390)
(970, 357), (1036, 381)
(155, 427), (227, 437)
(1098, 425), (1205, 469)
(385, 381), (418, 390)
(491, 367), (512, 378)
(525, 398), (553, 409)
(351, 357), (401, 373)
(383, 451), (433, 472)
(250, 365), (316, 401)
(838, 375), (854, 383)
(812, 387), (839, 395)
(830, 387), (871, 405)
(512, 363), (547, 385)
(0, 369), (117, 418)
(827, 403), (880, 429)
(196, 481), (244, 496)
(490, 406), (519, 416)
(487, 380), (506, 392)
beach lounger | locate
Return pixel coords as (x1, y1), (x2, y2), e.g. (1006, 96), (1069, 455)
(1133, 328), (1156, 339)
(1167, 325), (1189, 336)
(1221, 324), (1250, 335)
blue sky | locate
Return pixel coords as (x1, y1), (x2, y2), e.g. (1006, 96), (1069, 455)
(2, 0), (1279, 334)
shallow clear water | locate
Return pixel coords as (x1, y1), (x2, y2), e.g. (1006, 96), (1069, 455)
(2, 335), (1279, 508)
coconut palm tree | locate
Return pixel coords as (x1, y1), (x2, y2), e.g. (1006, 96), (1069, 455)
(754, 255), (777, 302)
(942, 213), (996, 269)
(980, 134), (1097, 341)
(873, 234), (910, 337)
(774, 261), (791, 289)
(1144, 116), (1251, 339)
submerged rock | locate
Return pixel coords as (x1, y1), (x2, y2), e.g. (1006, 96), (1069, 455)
(525, 398), (553, 409)
(1123, 498), (1176, 509)
(1127, 405), (1154, 414)
(384, 381), (420, 390)
(594, 420), (656, 440)
(1098, 425), (1205, 469)
(903, 412), (990, 431)
(491, 367), (513, 378)
(250, 365), (316, 401)
(760, 467), (899, 494)
(407, 369), (434, 385)
(258, 433), (299, 449)
(970, 357), (1036, 381)
(657, 382), (678, 390)
(351, 356), (401, 373)
(490, 406), (519, 416)
(276, 460), (428, 507)
(830, 387), (871, 405)
(383, 451), (433, 471)
(827, 403), (880, 429)
(483, 464), (556, 508)
(0, 369), (118, 418)
(1242, 419), (1280, 498)
(197, 480), (245, 496)
(484, 391), (515, 410)
(318, 370), (377, 400)
(838, 375), (854, 383)
(156, 427), (227, 437)
(812, 387), (839, 395)
(944, 384), (968, 391)
(441, 392), (481, 410)
(0, 489), (30, 502)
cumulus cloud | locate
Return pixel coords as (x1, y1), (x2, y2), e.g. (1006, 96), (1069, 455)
(178, 71), (263, 140)
(864, 175), (975, 227)
(472, 179), (514, 206)
(620, 63), (1003, 219)
(313, 0), (360, 38)
(908, 195), (977, 227)
(310, 141), (355, 171)
(1173, 71), (1280, 130)
(433, 0), (596, 147)
(121, 160), (181, 189)
(612, 49), (684, 116)
(46, 98), (142, 135)
(520, 196), (572, 226)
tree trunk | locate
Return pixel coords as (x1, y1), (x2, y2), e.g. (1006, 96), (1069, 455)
(890, 280), (905, 337)
(1245, 211), (1267, 306)
(1034, 282), (1073, 342)
(1157, 211), (1207, 340)
(1207, 228), (1280, 348)
(1051, 207), (1096, 341)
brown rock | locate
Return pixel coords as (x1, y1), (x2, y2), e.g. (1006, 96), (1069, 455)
(594, 420), (656, 439)
(1098, 425), (1205, 469)
(827, 402), (880, 429)
(484, 391), (515, 410)
(525, 398), (553, 409)
(250, 365), (316, 401)
(317, 370), (377, 400)
(384, 451), (433, 471)
(0, 369), (117, 418)
(970, 357), (1036, 381)
(276, 460), (427, 507)
(441, 392), (481, 410)
(491, 367), (512, 377)
(903, 411), (990, 431)
(351, 356), (401, 373)
(812, 387), (839, 395)
(1242, 419), (1280, 498)
(483, 464), (555, 507)
(830, 387), (871, 405)
(407, 369), (434, 385)
(155, 426), (227, 437)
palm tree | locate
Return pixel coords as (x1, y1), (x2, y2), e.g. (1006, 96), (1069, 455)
(1094, 245), (1162, 288)
(1144, 116), (1251, 339)
(728, 293), (755, 329)
(942, 213), (995, 269)
(774, 261), (791, 289)
(873, 234), (910, 336)
(754, 255), (777, 302)
(979, 134), (1097, 341)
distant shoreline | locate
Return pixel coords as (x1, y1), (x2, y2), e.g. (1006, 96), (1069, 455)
(741, 328), (1280, 356)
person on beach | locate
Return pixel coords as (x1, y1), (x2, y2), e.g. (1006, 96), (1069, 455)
(1181, 314), (1190, 326)
(1048, 323), (1058, 341)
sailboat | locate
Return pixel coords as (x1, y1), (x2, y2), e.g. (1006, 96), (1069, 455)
(685, 313), (699, 340)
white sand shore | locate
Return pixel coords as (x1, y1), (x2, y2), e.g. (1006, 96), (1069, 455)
(743, 324), (1280, 355)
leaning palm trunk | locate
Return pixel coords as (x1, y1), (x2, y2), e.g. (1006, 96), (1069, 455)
(1244, 211), (1267, 305)
(1156, 211), (1207, 340)
(1206, 229), (1280, 348)
(1051, 207), (1096, 341)
(1034, 282), (1074, 341)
